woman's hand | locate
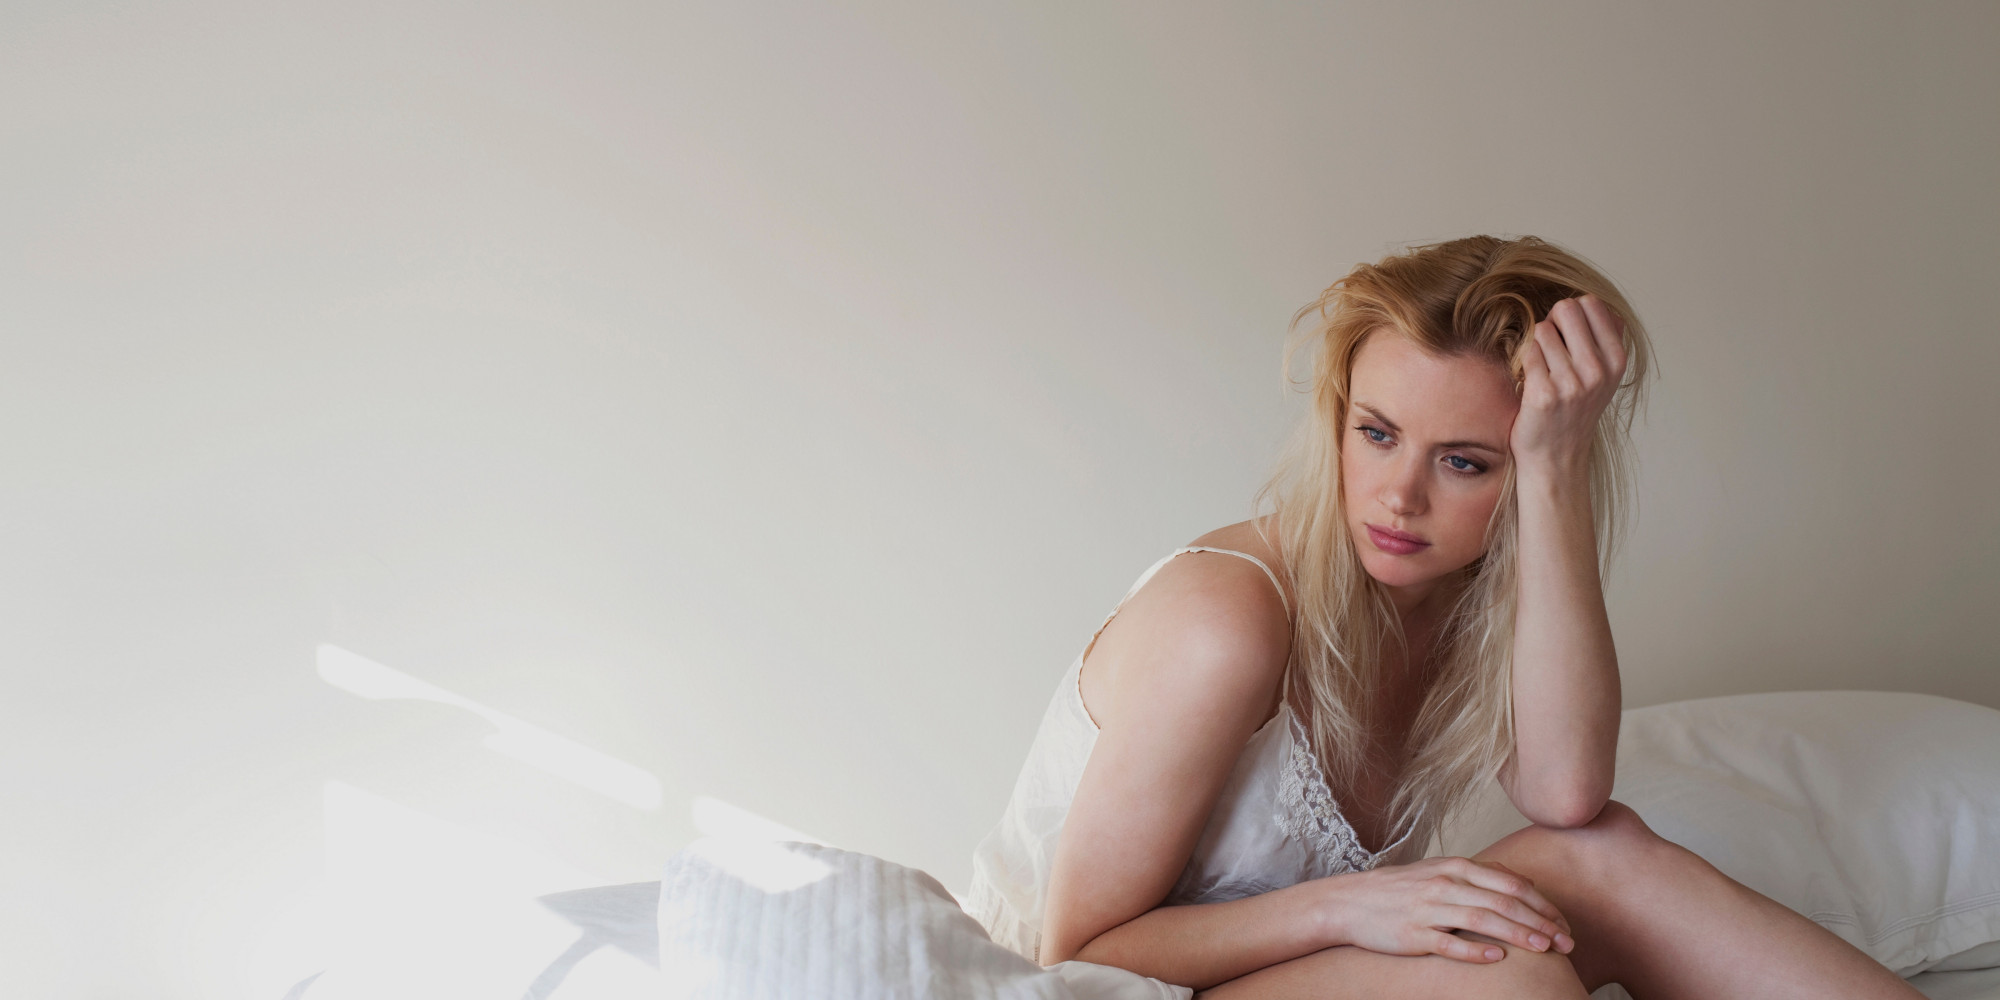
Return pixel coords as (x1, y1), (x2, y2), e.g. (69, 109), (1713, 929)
(1510, 294), (1629, 477)
(1318, 856), (1576, 963)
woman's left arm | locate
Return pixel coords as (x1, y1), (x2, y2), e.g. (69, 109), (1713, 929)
(1499, 295), (1628, 829)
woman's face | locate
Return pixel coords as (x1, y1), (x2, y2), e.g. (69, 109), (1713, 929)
(1341, 328), (1520, 617)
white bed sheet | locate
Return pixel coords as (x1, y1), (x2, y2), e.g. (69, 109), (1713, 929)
(1588, 968), (2000, 1000)
(284, 879), (2000, 999)
(1912, 966), (2000, 1000)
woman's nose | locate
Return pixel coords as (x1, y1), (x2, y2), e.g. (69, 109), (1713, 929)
(1381, 457), (1426, 514)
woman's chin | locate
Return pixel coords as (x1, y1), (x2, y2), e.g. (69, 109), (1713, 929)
(1360, 554), (1438, 590)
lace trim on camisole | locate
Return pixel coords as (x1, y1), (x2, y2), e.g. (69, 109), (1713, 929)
(1275, 709), (1421, 877)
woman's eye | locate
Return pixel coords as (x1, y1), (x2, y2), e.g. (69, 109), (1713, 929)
(1356, 424), (1483, 474)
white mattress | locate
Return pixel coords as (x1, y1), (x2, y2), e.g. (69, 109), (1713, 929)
(284, 880), (2000, 999)
(1912, 966), (2000, 1000)
(1591, 967), (2000, 1000)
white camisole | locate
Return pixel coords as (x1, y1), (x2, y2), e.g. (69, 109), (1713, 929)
(966, 546), (1424, 964)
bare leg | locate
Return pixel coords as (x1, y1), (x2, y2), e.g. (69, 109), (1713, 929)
(1195, 933), (1590, 999)
(1197, 800), (1921, 999)
(1469, 800), (1922, 1000)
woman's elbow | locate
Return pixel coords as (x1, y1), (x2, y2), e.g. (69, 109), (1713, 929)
(1037, 914), (1098, 967)
(1037, 931), (1079, 967)
(1517, 780), (1612, 829)
(1531, 795), (1608, 829)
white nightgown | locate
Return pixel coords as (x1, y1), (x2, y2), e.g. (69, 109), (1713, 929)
(966, 546), (1425, 971)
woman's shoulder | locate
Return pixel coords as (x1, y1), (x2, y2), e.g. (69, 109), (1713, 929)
(1080, 518), (1294, 733)
(1149, 517), (1294, 634)
(1186, 517), (1292, 597)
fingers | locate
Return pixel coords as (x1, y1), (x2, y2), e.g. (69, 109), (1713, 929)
(1451, 887), (1568, 954)
(1545, 298), (1605, 388)
(1532, 318), (1581, 398)
(1440, 903), (1546, 957)
(1428, 929), (1505, 964)
(1462, 861), (1571, 936)
(1448, 860), (1568, 944)
(1518, 334), (1551, 404)
(1574, 294), (1630, 381)
(1547, 294), (1632, 394)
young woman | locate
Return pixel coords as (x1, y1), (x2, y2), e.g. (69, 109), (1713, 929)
(965, 236), (1923, 999)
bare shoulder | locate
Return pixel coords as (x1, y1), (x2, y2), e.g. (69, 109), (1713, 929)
(1188, 515), (1295, 609)
(1079, 517), (1295, 736)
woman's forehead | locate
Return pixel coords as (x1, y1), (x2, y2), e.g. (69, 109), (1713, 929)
(1350, 333), (1518, 436)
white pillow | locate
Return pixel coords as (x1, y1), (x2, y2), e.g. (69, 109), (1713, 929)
(657, 837), (1189, 999)
(294, 881), (667, 999)
(1439, 691), (2000, 977)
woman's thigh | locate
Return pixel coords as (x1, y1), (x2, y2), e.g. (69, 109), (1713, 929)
(1194, 932), (1591, 1000)
(1197, 802), (1678, 999)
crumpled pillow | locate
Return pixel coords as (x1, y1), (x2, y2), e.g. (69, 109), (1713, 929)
(657, 837), (1190, 999)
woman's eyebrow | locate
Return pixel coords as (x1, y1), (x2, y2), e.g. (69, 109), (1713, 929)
(1351, 402), (1506, 454)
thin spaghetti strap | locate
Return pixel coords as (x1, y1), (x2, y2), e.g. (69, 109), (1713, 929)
(1081, 545), (1293, 661)
(1174, 546), (1292, 617)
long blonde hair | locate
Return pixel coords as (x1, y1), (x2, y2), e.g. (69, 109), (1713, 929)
(1252, 234), (1655, 857)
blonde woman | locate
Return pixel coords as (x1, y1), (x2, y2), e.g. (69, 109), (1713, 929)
(965, 235), (1922, 999)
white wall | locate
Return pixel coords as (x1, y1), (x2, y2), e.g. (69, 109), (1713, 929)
(4, 1), (1995, 996)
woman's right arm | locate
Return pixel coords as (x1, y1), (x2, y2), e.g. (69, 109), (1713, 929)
(1035, 555), (1573, 989)
(1035, 553), (1297, 977)
(1066, 854), (1576, 990)
(1065, 876), (1338, 988)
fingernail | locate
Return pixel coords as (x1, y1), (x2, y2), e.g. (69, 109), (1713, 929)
(1555, 933), (1574, 952)
(1485, 948), (1504, 961)
(1529, 933), (1550, 951)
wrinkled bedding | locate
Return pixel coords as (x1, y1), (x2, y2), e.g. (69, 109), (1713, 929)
(279, 873), (2000, 999)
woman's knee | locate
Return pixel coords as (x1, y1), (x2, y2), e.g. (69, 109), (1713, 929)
(1576, 799), (1687, 868)
(1484, 798), (1691, 881)
(1585, 798), (1649, 834)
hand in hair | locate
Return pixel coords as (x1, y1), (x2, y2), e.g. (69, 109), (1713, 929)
(1509, 295), (1629, 476)
(1317, 855), (1576, 964)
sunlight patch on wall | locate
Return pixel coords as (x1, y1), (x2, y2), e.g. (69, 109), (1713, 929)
(316, 643), (662, 809)
(691, 794), (829, 845)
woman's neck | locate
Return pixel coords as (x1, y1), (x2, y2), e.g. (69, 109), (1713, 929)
(1391, 581), (1453, 650)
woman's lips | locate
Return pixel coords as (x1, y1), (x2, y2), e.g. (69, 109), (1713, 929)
(1366, 524), (1431, 555)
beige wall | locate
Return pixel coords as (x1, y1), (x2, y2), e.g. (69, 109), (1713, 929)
(3, 1), (1994, 995)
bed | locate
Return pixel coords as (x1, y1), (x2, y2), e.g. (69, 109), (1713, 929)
(280, 887), (2000, 1000)
(288, 690), (2000, 999)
